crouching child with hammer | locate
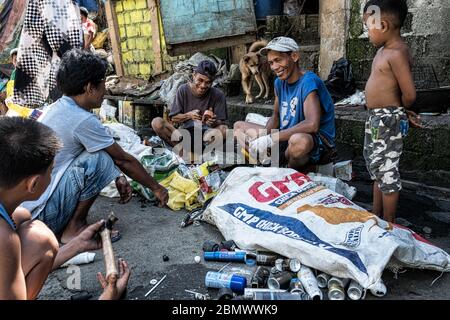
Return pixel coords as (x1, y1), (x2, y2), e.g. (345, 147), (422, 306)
(0, 117), (130, 300)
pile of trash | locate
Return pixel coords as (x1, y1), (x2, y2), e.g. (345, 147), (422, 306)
(202, 167), (450, 298)
(189, 239), (380, 300)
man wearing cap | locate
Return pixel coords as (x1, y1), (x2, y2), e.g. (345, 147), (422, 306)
(151, 60), (228, 149)
(234, 37), (336, 171)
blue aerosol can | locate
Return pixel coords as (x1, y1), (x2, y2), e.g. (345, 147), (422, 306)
(205, 271), (247, 293)
(203, 251), (246, 263)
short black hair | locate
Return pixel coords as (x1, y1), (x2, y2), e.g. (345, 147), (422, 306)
(364, 0), (408, 28)
(57, 49), (107, 96)
(80, 7), (88, 18)
(0, 117), (61, 188)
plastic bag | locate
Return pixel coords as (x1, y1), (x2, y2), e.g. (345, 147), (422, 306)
(325, 58), (356, 103)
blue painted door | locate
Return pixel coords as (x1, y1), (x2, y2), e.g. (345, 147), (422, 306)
(159, 0), (257, 45)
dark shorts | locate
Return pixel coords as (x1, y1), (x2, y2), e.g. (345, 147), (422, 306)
(277, 133), (335, 166)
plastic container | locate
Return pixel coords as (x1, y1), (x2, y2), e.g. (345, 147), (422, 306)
(205, 271), (247, 293)
(203, 251), (246, 263)
(254, 0), (284, 20)
(61, 252), (96, 267)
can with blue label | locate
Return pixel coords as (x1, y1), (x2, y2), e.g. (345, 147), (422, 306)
(205, 271), (247, 293)
(203, 251), (246, 263)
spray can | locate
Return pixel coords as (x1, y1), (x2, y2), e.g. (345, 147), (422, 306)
(275, 258), (287, 272)
(316, 273), (331, 289)
(287, 258), (301, 272)
(244, 288), (286, 300)
(205, 271), (247, 294)
(289, 278), (306, 295)
(203, 251), (246, 263)
(252, 291), (309, 300)
(347, 280), (364, 300)
(298, 265), (323, 300)
(369, 279), (387, 297)
(268, 271), (293, 290)
(327, 277), (349, 288)
(327, 277), (349, 300)
(256, 251), (278, 266)
(251, 266), (270, 288)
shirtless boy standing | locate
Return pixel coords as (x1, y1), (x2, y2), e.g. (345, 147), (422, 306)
(363, 0), (420, 223)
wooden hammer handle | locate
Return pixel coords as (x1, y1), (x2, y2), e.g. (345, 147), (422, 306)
(100, 228), (118, 280)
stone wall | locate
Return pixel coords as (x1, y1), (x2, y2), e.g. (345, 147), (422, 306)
(347, 0), (450, 87)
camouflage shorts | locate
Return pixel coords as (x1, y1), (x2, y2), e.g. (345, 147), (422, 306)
(363, 107), (409, 193)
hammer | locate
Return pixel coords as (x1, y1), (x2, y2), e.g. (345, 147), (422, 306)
(100, 212), (118, 281)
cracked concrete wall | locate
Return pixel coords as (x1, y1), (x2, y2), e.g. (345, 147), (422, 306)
(346, 0), (450, 87)
(318, 0), (351, 79)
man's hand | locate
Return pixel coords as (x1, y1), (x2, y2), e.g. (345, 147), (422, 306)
(249, 135), (273, 155)
(72, 220), (104, 253)
(249, 135), (273, 164)
(406, 110), (423, 128)
(115, 175), (132, 204)
(205, 115), (217, 127)
(153, 186), (169, 208)
(187, 109), (201, 121)
(97, 258), (131, 300)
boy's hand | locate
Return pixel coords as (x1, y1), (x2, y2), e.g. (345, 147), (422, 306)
(406, 110), (423, 128)
(73, 220), (104, 252)
(97, 258), (131, 300)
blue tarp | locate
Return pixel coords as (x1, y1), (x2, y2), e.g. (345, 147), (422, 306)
(75, 0), (99, 12)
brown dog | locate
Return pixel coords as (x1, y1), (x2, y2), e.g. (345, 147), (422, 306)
(239, 40), (271, 104)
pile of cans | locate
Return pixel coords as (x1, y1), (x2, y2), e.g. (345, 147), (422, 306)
(199, 241), (388, 300)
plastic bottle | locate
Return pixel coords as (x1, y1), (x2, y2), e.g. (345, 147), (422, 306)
(61, 252), (96, 267)
(203, 251), (246, 263)
(205, 271), (247, 293)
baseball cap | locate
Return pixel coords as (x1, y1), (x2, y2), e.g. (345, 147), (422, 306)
(259, 37), (299, 56)
(194, 60), (217, 80)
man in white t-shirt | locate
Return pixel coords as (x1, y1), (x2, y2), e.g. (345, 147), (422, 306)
(22, 49), (168, 244)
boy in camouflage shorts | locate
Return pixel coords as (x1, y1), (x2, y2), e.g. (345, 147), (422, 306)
(362, 0), (420, 222)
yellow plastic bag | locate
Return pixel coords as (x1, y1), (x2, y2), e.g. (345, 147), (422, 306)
(159, 171), (200, 211)
(92, 30), (108, 49)
(5, 100), (43, 120)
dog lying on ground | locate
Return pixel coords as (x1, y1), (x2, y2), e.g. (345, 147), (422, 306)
(239, 40), (271, 104)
